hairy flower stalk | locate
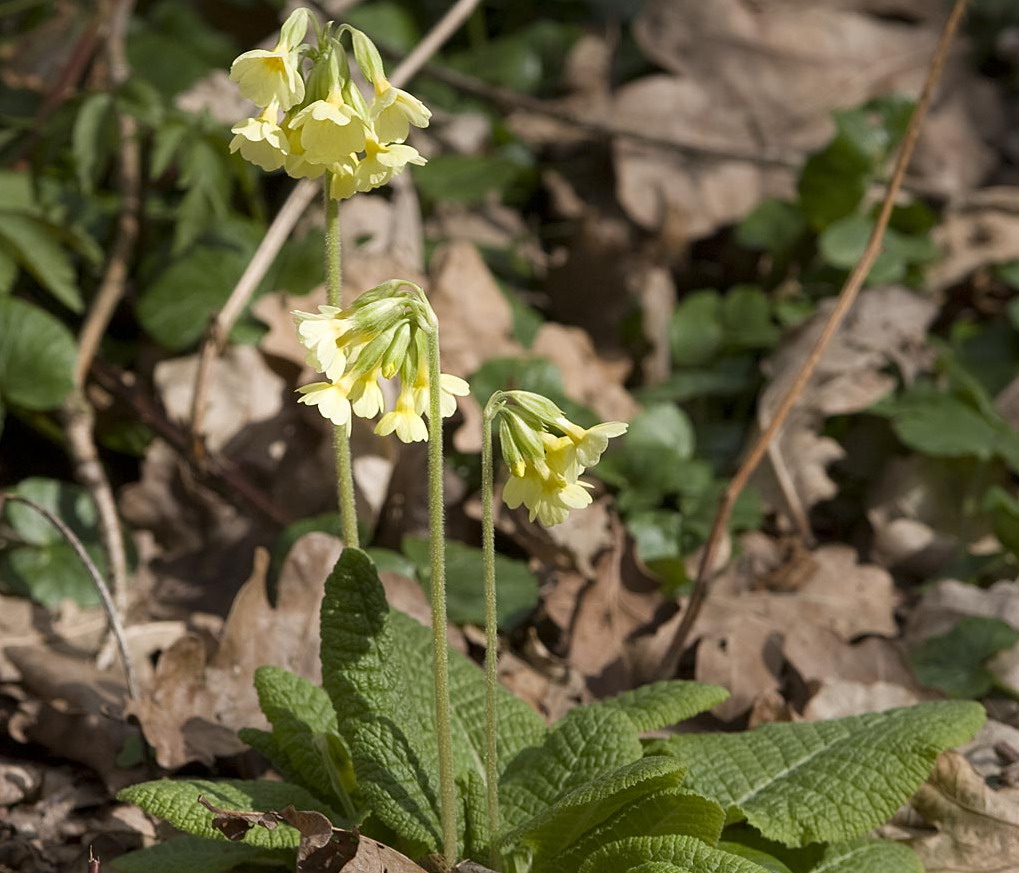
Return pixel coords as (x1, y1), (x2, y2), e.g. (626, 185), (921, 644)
(479, 391), (627, 859)
(324, 183), (358, 547)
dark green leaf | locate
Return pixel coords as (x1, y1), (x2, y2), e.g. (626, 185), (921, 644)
(910, 617), (1019, 699)
(735, 200), (806, 254)
(670, 291), (723, 367)
(0, 212), (82, 310)
(414, 153), (533, 205)
(0, 297), (76, 409)
(72, 92), (114, 194)
(797, 136), (872, 230)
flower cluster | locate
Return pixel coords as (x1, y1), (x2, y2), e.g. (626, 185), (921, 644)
(228, 9), (430, 199)
(293, 282), (468, 442)
(493, 391), (627, 526)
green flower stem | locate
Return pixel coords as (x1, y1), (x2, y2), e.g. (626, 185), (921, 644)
(425, 322), (457, 863)
(481, 398), (501, 864)
(324, 177), (358, 548)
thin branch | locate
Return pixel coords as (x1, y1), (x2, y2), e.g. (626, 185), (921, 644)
(92, 362), (294, 527)
(659, 0), (972, 674)
(1, 493), (139, 702)
(63, 0), (139, 625)
(188, 0), (484, 445)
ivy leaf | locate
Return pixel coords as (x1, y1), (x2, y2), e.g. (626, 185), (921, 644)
(661, 702), (985, 846)
(116, 779), (334, 848)
(0, 212), (82, 311)
(910, 617), (1019, 699)
(499, 705), (643, 834)
(401, 536), (539, 629)
(110, 835), (291, 873)
(592, 681), (730, 733)
(797, 135), (872, 230)
(736, 199), (806, 255)
(537, 789), (726, 873)
(670, 291), (724, 367)
(579, 835), (771, 873)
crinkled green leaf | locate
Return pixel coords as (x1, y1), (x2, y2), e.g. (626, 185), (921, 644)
(541, 789), (726, 873)
(0, 212), (82, 311)
(319, 548), (442, 852)
(910, 617), (1019, 699)
(250, 666), (351, 807)
(810, 838), (922, 873)
(500, 705), (643, 834)
(594, 681), (730, 733)
(715, 843), (793, 873)
(626, 865), (694, 873)
(111, 835), (290, 873)
(661, 702), (985, 846)
(504, 757), (686, 857)
(116, 779), (334, 848)
(579, 835), (771, 873)
(0, 297), (76, 409)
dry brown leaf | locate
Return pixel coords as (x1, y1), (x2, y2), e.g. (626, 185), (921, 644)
(616, 0), (1000, 238)
(910, 750), (1019, 872)
(129, 533), (341, 768)
(928, 187), (1019, 293)
(905, 579), (1019, 645)
(756, 286), (937, 520)
(802, 679), (921, 721)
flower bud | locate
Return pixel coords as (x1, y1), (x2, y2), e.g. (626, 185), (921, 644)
(380, 322), (413, 378)
(505, 390), (565, 424)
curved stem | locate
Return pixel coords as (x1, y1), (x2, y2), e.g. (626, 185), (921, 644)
(426, 325), (457, 862)
(481, 400), (501, 864)
(324, 177), (359, 548)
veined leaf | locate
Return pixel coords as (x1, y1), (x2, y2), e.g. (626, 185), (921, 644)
(661, 702), (985, 846)
(116, 779), (334, 848)
(250, 666), (352, 809)
(811, 838), (922, 873)
(110, 835), (290, 873)
(499, 705), (643, 834)
(594, 681), (729, 733)
(504, 757), (686, 857)
(319, 547), (442, 852)
(626, 865), (692, 873)
(579, 835), (771, 873)
(538, 788), (726, 873)
(72, 92), (114, 194)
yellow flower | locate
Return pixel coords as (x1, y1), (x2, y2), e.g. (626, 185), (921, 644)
(350, 369), (385, 419)
(503, 466), (593, 527)
(411, 372), (469, 419)
(282, 121), (326, 180)
(375, 387), (428, 443)
(293, 306), (351, 380)
(370, 78), (432, 144)
(230, 103), (289, 171)
(290, 95), (368, 165)
(328, 157), (359, 201)
(296, 379), (353, 431)
(554, 419), (629, 472)
(355, 137), (426, 193)
(229, 45), (305, 110)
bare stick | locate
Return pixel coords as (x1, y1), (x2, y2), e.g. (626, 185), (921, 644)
(64, 0), (139, 624)
(1, 493), (139, 701)
(660, 0), (972, 674)
(188, 0), (484, 444)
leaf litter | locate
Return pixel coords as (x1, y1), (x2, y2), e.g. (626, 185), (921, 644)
(6, 2), (1019, 871)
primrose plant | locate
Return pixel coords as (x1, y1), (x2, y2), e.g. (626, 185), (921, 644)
(117, 10), (986, 873)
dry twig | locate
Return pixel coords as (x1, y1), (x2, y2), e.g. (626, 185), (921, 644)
(62, 0), (140, 623)
(0, 493), (139, 702)
(658, 0), (973, 676)
(187, 0), (484, 446)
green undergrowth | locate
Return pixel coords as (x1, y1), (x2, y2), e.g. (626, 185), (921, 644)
(116, 548), (984, 873)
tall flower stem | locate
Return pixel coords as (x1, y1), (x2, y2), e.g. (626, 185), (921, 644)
(425, 321), (457, 862)
(324, 177), (358, 548)
(481, 397), (501, 865)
